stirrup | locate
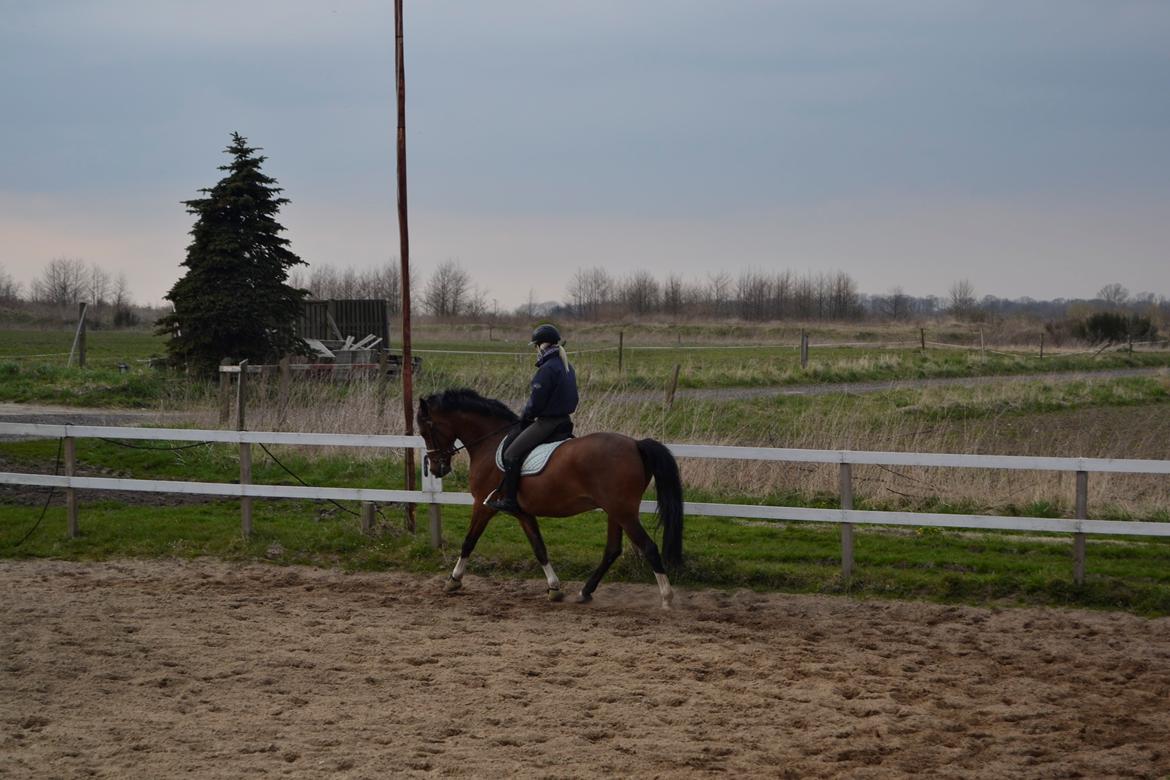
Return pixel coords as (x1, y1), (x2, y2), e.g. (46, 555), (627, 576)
(485, 494), (522, 514)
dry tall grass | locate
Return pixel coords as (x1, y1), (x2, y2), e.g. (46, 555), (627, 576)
(179, 368), (1170, 519)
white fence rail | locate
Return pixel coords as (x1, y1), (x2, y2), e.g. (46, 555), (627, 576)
(3, 422), (1168, 584)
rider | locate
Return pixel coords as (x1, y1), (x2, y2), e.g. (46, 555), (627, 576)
(485, 323), (578, 515)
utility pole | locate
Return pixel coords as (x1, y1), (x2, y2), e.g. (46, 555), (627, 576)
(395, 0), (416, 531)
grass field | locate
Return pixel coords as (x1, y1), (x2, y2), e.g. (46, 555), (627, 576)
(2, 324), (1169, 408)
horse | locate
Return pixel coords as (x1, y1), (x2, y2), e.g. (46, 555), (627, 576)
(416, 388), (684, 609)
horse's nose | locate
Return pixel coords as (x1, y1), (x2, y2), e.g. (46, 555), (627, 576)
(426, 457), (448, 478)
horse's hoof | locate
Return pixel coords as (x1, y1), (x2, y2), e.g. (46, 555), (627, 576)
(576, 591), (592, 604)
(547, 588), (565, 603)
(445, 577), (463, 594)
(660, 601), (673, 611)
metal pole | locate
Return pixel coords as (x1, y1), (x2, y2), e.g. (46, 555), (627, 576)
(395, 0), (416, 532)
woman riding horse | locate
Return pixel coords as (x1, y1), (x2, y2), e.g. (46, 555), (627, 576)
(416, 387), (684, 609)
(485, 323), (577, 515)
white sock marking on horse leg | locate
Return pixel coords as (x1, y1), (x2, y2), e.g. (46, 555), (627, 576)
(655, 572), (674, 605)
(542, 563), (560, 590)
(452, 557), (468, 580)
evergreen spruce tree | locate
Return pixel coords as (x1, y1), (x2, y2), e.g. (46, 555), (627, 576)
(158, 133), (308, 374)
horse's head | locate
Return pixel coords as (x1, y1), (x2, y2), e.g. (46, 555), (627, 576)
(417, 397), (455, 478)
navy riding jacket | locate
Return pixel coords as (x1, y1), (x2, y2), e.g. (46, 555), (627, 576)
(521, 348), (578, 421)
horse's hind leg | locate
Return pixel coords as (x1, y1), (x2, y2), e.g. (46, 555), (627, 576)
(516, 512), (563, 602)
(621, 519), (674, 610)
(577, 518), (623, 604)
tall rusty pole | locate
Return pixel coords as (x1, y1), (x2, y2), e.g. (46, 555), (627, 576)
(395, 0), (416, 531)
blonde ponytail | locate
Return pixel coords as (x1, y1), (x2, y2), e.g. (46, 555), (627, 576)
(558, 344), (572, 374)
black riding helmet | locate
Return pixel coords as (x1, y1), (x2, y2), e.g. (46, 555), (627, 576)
(529, 323), (562, 346)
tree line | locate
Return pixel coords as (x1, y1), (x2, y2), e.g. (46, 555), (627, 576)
(0, 257), (142, 326)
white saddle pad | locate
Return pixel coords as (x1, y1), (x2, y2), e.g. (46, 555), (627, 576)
(495, 438), (570, 476)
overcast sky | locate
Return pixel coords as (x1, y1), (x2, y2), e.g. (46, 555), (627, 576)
(2, 0), (1168, 308)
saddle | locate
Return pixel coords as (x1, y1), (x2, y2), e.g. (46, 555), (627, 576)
(493, 432), (570, 477)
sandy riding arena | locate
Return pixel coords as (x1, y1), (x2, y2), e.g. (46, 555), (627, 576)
(2, 559), (1169, 778)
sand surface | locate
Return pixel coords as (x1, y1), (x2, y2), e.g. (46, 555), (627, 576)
(2, 558), (1169, 778)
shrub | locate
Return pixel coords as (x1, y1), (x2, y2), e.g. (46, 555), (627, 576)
(1075, 312), (1157, 344)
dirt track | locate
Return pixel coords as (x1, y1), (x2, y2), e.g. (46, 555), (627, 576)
(2, 558), (1169, 779)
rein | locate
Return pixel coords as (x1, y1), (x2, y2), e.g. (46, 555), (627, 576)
(427, 421), (518, 460)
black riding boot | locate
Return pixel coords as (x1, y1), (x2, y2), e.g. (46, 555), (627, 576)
(485, 457), (523, 515)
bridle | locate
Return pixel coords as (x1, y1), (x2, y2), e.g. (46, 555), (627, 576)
(424, 420), (520, 462)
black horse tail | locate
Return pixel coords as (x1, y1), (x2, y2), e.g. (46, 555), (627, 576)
(636, 438), (684, 569)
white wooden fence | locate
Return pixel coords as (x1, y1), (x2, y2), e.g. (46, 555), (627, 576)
(3, 422), (1169, 584)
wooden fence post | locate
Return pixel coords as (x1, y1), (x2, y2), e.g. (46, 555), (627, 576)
(238, 359), (252, 538)
(277, 356), (291, 424)
(68, 302), (89, 368)
(800, 329), (809, 369)
(1040, 333), (1045, 359)
(618, 331), (624, 374)
(77, 302), (87, 369)
(361, 502), (375, 535)
(840, 462), (854, 579)
(1073, 470), (1088, 585)
(920, 328), (926, 353)
(979, 328), (985, 358)
(237, 360), (248, 431)
(64, 436), (79, 538)
(218, 359), (232, 427)
(377, 351), (389, 422)
(666, 364), (681, 408)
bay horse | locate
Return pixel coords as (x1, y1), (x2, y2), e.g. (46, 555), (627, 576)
(416, 389), (684, 609)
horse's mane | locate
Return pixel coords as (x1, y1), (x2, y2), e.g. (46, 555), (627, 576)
(423, 388), (519, 423)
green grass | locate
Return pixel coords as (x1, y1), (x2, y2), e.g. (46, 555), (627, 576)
(0, 364), (173, 407)
(0, 328), (165, 366)
(3, 441), (1169, 615)
(2, 324), (1168, 408)
(416, 339), (1170, 395)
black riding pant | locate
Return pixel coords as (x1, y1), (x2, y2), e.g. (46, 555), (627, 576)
(503, 416), (570, 465)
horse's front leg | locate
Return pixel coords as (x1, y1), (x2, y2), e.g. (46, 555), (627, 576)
(517, 512), (563, 602)
(446, 504), (496, 593)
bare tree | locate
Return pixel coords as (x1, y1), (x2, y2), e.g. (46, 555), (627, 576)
(363, 261), (402, 313)
(566, 267), (613, 320)
(878, 286), (913, 321)
(1097, 283), (1129, 308)
(619, 271), (660, 316)
(948, 279), (978, 320)
(111, 272), (140, 326)
(662, 274), (685, 317)
(706, 271), (731, 317)
(792, 274), (816, 320)
(736, 269), (771, 321)
(422, 259), (472, 318)
(0, 264), (20, 302)
(87, 264), (112, 306)
(32, 257), (87, 304)
(829, 271), (860, 320)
